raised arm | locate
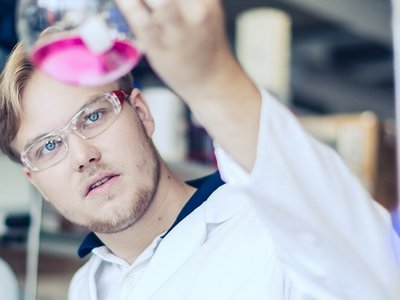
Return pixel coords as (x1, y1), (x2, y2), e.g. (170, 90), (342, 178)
(116, 0), (261, 172)
(116, 1), (400, 298)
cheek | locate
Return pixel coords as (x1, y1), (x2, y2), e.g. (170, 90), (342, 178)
(31, 169), (72, 206)
(101, 113), (147, 155)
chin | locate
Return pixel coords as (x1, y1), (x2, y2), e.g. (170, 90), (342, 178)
(79, 186), (157, 233)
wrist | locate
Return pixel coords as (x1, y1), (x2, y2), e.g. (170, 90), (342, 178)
(183, 57), (258, 107)
(178, 53), (241, 103)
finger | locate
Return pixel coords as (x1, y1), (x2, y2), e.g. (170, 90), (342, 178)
(115, 0), (152, 32)
(145, 0), (168, 9)
(152, 0), (183, 27)
(151, 1), (184, 42)
(139, 0), (153, 12)
(176, 0), (210, 25)
(115, 0), (164, 50)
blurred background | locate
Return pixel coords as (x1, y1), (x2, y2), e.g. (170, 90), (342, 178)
(0, 0), (397, 299)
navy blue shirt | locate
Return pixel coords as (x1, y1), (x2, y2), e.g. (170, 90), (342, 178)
(78, 171), (224, 258)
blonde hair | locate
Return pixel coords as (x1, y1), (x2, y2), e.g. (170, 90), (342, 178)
(0, 40), (134, 164)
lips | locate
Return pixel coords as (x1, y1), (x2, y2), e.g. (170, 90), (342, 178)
(85, 173), (119, 197)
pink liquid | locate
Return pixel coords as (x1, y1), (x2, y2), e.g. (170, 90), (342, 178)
(31, 36), (141, 86)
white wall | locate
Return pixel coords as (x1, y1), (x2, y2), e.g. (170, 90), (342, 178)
(0, 154), (31, 213)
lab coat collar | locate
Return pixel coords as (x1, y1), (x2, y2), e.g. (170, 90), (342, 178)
(78, 232), (102, 258)
(132, 200), (208, 299)
(162, 171), (225, 237)
(77, 171), (225, 258)
(127, 175), (248, 299)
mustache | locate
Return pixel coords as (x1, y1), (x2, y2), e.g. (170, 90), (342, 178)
(79, 164), (120, 196)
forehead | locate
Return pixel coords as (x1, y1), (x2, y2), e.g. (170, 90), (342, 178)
(24, 71), (118, 113)
(14, 71), (118, 150)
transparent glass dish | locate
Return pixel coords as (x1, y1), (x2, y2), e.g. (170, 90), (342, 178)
(17, 0), (141, 86)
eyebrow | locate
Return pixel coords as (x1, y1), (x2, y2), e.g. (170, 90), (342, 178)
(25, 132), (53, 150)
(24, 94), (101, 149)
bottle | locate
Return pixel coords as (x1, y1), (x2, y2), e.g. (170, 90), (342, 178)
(17, 0), (141, 86)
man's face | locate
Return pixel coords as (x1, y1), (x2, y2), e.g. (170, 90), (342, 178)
(13, 71), (160, 233)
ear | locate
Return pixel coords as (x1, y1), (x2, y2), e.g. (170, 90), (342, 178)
(22, 167), (49, 202)
(129, 88), (155, 138)
(22, 166), (33, 183)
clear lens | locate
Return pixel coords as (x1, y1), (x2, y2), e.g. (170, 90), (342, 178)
(22, 92), (123, 171)
(26, 134), (68, 170)
(76, 95), (120, 138)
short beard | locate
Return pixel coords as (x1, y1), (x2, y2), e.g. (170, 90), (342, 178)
(86, 140), (161, 234)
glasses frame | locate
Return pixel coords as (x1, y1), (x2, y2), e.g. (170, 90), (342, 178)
(21, 90), (129, 172)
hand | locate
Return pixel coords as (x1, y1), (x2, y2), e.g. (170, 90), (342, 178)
(116, 0), (261, 172)
(115, 0), (236, 102)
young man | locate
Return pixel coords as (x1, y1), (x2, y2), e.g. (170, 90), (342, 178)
(0, 0), (399, 299)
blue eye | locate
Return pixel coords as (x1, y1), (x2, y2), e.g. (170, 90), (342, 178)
(81, 108), (109, 130)
(36, 138), (62, 158)
(45, 141), (57, 151)
(84, 111), (104, 127)
(88, 112), (100, 122)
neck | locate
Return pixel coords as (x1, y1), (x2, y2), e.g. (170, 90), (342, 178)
(96, 162), (196, 264)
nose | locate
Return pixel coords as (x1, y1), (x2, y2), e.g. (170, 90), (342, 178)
(68, 134), (101, 172)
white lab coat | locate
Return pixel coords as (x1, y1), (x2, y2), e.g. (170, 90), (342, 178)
(69, 89), (400, 300)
